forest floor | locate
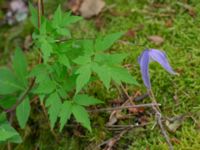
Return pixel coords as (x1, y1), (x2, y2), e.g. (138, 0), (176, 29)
(0, 0), (200, 150)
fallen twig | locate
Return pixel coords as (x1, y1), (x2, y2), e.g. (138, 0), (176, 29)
(99, 122), (151, 150)
(88, 103), (161, 112)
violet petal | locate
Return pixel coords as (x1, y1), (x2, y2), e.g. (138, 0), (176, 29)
(138, 50), (151, 89)
(149, 49), (177, 74)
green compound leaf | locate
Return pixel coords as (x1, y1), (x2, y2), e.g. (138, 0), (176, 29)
(41, 39), (53, 63)
(110, 66), (138, 85)
(59, 101), (72, 132)
(0, 96), (16, 109)
(75, 65), (92, 94)
(94, 53), (127, 65)
(58, 55), (71, 69)
(46, 92), (62, 129)
(92, 64), (137, 89)
(62, 13), (82, 26)
(95, 32), (124, 52)
(92, 63), (111, 89)
(73, 55), (91, 65)
(83, 39), (94, 55)
(0, 67), (24, 95)
(29, 64), (50, 83)
(29, 3), (38, 28)
(72, 104), (91, 131)
(16, 97), (30, 129)
(56, 28), (71, 37)
(74, 94), (103, 106)
(107, 53), (128, 64)
(34, 79), (56, 94)
(52, 5), (62, 28)
(0, 122), (22, 143)
(13, 48), (28, 87)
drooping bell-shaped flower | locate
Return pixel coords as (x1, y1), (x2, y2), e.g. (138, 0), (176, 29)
(138, 49), (177, 89)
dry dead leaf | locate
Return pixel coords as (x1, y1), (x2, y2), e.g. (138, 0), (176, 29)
(165, 115), (186, 133)
(67, 0), (82, 14)
(24, 35), (32, 50)
(171, 137), (181, 144)
(165, 19), (173, 28)
(125, 29), (136, 38)
(188, 8), (196, 17)
(107, 110), (124, 126)
(148, 35), (164, 45)
(79, 0), (105, 18)
(95, 16), (106, 30)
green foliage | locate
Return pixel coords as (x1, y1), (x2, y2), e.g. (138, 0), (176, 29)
(59, 101), (72, 131)
(0, 113), (22, 143)
(0, 3), (138, 144)
(16, 97), (30, 129)
(95, 32), (124, 52)
(12, 48), (28, 87)
(46, 92), (62, 129)
(72, 104), (91, 131)
(74, 94), (103, 106)
(0, 67), (24, 94)
(0, 48), (28, 95)
(29, 3), (38, 28)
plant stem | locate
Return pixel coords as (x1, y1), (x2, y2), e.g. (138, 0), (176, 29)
(37, 0), (41, 29)
(41, 0), (44, 15)
(148, 89), (174, 150)
(5, 79), (35, 113)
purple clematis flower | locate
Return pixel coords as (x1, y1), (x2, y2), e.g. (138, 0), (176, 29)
(138, 49), (177, 89)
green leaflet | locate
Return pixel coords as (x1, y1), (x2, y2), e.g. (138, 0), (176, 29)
(73, 55), (91, 65)
(0, 112), (22, 144)
(46, 92), (62, 129)
(109, 66), (138, 85)
(83, 39), (94, 55)
(72, 104), (91, 132)
(52, 6), (81, 37)
(16, 97), (30, 129)
(29, 64), (50, 83)
(59, 101), (72, 131)
(94, 53), (128, 65)
(0, 67), (25, 94)
(13, 48), (28, 87)
(59, 94), (103, 132)
(62, 12), (82, 26)
(92, 64), (137, 89)
(52, 5), (62, 28)
(29, 3), (38, 28)
(58, 55), (71, 69)
(56, 28), (71, 37)
(74, 94), (103, 106)
(95, 32), (124, 52)
(75, 65), (92, 94)
(0, 96), (16, 109)
(0, 129), (18, 142)
(41, 39), (53, 63)
(53, 6), (82, 28)
(0, 122), (22, 143)
(34, 79), (56, 94)
(92, 63), (111, 89)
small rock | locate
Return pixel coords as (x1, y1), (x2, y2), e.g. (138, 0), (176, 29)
(79, 0), (105, 18)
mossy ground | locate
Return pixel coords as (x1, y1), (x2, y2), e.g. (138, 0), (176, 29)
(0, 0), (200, 149)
